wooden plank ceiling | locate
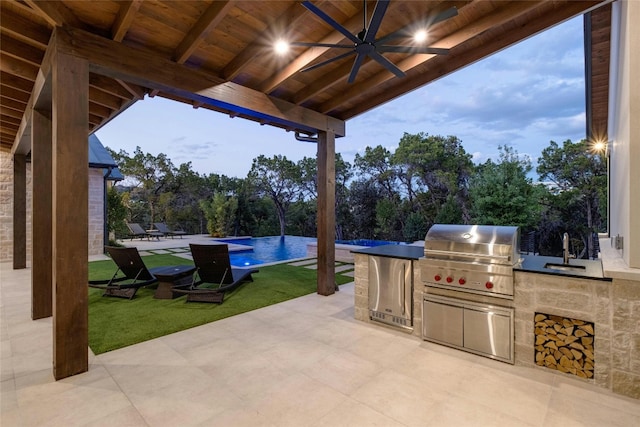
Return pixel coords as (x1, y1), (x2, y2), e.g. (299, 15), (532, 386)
(1, 0), (612, 153)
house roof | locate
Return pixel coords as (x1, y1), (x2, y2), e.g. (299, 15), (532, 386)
(1, 0), (612, 153)
(88, 134), (123, 181)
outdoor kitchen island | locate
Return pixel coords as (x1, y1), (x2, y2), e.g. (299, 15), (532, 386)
(352, 238), (640, 400)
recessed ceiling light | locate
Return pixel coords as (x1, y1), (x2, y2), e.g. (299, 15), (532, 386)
(414, 29), (428, 43)
(274, 40), (289, 55)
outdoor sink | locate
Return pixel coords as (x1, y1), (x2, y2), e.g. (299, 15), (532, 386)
(543, 262), (587, 272)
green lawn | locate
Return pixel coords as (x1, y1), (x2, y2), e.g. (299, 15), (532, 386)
(89, 254), (353, 354)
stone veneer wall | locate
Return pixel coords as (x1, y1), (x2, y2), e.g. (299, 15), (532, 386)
(0, 151), (32, 262)
(515, 271), (640, 399)
(353, 253), (422, 338)
(88, 168), (105, 255)
(0, 151), (105, 262)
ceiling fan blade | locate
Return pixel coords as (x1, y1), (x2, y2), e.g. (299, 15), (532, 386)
(376, 6), (458, 45)
(364, 0), (390, 43)
(369, 50), (405, 78)
(378, 45), (450, 55)
(291, 42), (354, 49)
(301, 1), (360, 44)
(301, 51), (356, 73)
(348, 53), (367, 83)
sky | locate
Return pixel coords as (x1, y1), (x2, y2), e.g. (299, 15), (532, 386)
(95, 15), (587, 180)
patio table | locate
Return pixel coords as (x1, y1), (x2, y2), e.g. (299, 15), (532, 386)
(153, 265), (197, 299)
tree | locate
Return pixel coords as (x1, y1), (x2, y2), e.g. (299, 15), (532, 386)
(247, 155), (301, 237)
(200, 192), (238, 237)
(109, 146), (177, 226)
(393, 133), (473, 224)
(106, 186), (127, 241)
(353, 145), (397, 198)
(346, 179), (383, 240)
(469, 145), (541, 229)
(297, 154), (353, 239)
(536, 139), (607, 258)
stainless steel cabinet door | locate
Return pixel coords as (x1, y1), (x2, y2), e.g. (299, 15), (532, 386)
(463, 307), (512, 360)
(368, 257), (412, 318)
(422, 299), (463, 347)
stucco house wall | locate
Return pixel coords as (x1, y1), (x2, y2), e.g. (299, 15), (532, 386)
(608, 0), (640, 268)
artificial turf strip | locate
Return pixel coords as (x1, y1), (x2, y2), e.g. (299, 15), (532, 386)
(88, 254), (353, 355)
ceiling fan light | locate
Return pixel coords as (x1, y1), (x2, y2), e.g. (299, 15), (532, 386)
(413, 29), (428, 43)
(274, 40), (289, 55)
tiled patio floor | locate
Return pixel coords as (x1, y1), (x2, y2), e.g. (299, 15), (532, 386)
(2, 260), (640, 426)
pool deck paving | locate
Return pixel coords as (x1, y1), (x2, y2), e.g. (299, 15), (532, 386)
(4, 261), (639, 426)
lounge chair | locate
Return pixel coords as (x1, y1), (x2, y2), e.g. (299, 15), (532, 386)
(153, 222), (187, 239)
(126, 222), (163, 240)
(89, 246), (166, 299)
(174, 244), (258, 303)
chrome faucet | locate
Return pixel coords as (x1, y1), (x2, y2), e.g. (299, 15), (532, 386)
(562, 232), (574, 264)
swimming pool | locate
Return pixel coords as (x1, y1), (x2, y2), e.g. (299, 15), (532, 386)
(335, 239), (405, 247)
(215, 236), (317, 267)
(215, 236), (404, 267)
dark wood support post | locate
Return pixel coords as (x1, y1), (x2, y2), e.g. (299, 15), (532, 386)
(316, 130), (336, 296)
(32, 110), (53, 320)
(52, 51), (89, 379)
(13, 154), (27, 269)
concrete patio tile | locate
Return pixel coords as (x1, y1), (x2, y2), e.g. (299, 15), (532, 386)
(2, 261), (640, 426)
(335, 264), (354, 273)
(287, 258), (318, 266)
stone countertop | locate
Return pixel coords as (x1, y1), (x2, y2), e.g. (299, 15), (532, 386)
(515, 254), (611, 281)
(351, 244), (424, 260)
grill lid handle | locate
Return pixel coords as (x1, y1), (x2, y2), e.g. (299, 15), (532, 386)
(424, 249), (511, 262)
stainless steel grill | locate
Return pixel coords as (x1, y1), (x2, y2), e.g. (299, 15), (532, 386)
(420, 224), (520, 364)
(420, 224), (521, 298)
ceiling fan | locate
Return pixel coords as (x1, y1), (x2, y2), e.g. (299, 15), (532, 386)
(291, 0), (458, 83)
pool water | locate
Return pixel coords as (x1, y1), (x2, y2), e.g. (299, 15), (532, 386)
(215, 236), (317, 267)
(215, 236), (404, 267)
(336, 239), (404, 247)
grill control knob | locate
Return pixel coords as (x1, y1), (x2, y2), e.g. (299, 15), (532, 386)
(434, 274), (442, 282)
(446, 276), (453, 283)
(485, 281), (494, 289)
(458, 278), (466, 285)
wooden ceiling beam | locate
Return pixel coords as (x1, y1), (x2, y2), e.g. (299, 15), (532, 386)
(88, 101), (113, 119)
(0, 119), (20, 131)
(89, 74), (135, 100)
(0, 34), (45, 67)
(262, 0), (471, 95)
(115, 79), (146, 99)
(174, 0), (235, 64)
(1, 86), (31, 104)
(111, 0), (142, 42)
(88, 86), (123, 110)
(0, 53), (39, 81)
(23, 0), (84, 29)
(317, 0), (549, 114)
(338, 0), (605, 119)
(56, 26), (344, 136)
(0, 71), (34, 93)
(0, 5), (51, 49)
(1, 107), (23, 120)
(223, 1), (310, 81)
(1, 96), (27, 112)
(258, 7), (365, 94)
